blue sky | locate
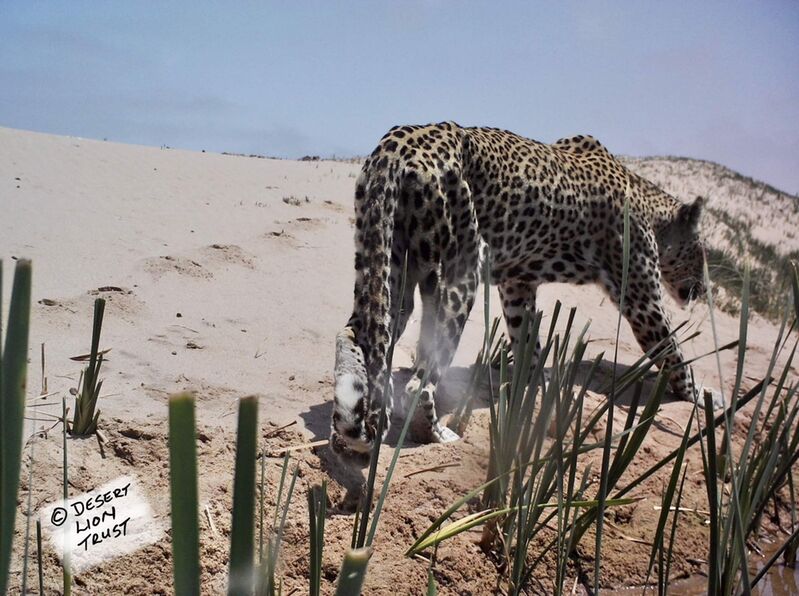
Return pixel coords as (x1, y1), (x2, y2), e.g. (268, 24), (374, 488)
(2, 2), (798, 193)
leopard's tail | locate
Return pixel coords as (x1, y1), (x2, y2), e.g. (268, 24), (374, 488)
(331, 153), (401, 460)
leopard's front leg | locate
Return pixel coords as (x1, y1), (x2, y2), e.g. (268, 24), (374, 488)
(600, 262), (723, 409)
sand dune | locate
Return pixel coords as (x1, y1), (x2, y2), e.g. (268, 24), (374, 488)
(3, 126), (796, 593)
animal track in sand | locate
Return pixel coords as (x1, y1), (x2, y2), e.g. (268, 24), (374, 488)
(268, 216), (329, 231)
(203, 243), (256, 269)
(143, 255), (213, 279)
(321, 199), (346, 214)
(37, 286), (143, 320)
(263, 217), (328, 249)
(290, 216), (328, 231)
(262, 228), (299, 248)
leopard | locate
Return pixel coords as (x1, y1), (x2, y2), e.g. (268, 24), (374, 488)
(330, 121), (718, 463)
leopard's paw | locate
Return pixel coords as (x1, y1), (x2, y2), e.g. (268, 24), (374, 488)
(431, 421), (460, 444)
(699, 386), (725, 410)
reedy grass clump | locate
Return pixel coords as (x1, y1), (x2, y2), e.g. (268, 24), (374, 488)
(70, 297), (106, 436)
(0, 260), (32, 596)
(697, 261), (799, 595)
(169, 393), (303, 596)
(407, 305), (668, 593)
(257, 453), (298, 596)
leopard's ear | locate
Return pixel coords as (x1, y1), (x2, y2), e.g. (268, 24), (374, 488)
(679, 196), (704, 230)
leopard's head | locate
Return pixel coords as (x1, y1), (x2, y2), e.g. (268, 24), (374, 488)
(657, 196), (707, 306)
(329, 328), (382, 467)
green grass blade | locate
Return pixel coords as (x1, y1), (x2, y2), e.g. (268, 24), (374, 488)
(350, 503), (360, 550)
(407, 461), (541, 557)
(61, 396), (71, 596)
(427, 565), (437, 595)
(272, 454), (290, 529)
(36, 519), (44, 596)
(355, 402), (386, 547)
(411, 498), (642, 555)
(258, 447), (266, 563)
(168, 392), (200, 596)
(21, 406), (37, 596)
(334, 548), (372, 596)
(0, 260), (32, 595)
(260, 460), (299, 595)
(229, 396), (259, 596)
(700, 377), (721, 594)
(790, 260), (799, 320)
(662, 465), (689, 595)
(703, 260), (751, 595)
(308, 481), (327, 596)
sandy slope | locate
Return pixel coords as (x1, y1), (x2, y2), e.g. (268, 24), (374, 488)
(2, 126), (796, 594)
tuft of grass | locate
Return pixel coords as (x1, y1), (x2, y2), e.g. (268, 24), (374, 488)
(406, 202), (799, 593)
(256, 453), (298, 596)
(699, 260), (799, 595)
(70, 297), (106, 436)
(0, 260), (32, 596)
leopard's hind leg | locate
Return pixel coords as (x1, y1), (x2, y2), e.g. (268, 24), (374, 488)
(404, 173), (482, 443)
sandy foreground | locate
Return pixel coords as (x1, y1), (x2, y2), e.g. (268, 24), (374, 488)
(2, 126), (797, 594)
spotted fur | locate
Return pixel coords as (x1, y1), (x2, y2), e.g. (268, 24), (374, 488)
(331, 122), (712, 461)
